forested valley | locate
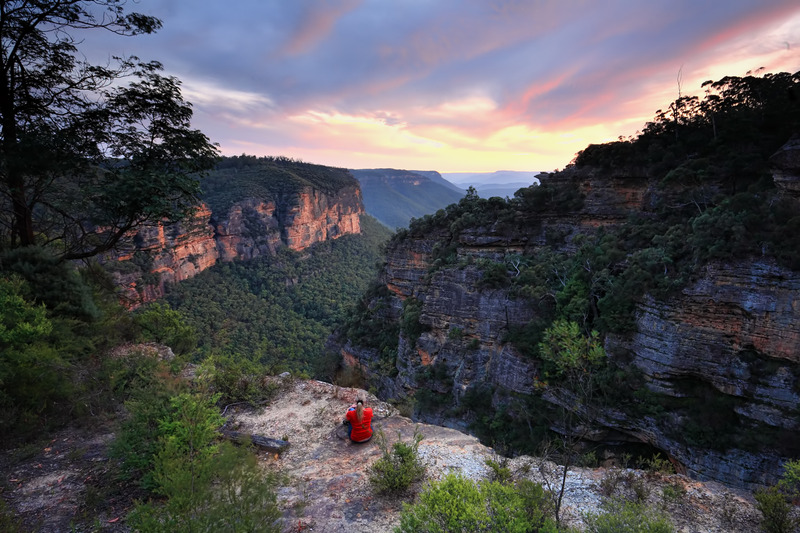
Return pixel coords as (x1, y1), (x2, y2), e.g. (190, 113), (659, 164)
(163, 214), (390, 384)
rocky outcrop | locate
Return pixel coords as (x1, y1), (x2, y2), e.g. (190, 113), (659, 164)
(224, 378), (763, 533)
(347, 229), (545, 432)
(355, 237), (800, 488)
(344, 154), (800, 489)
(106, 184), (364, 306)
(602, 260), (800, 487)
(552, 167), (653, 225)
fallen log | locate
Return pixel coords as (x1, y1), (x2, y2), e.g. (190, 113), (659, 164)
(220, 430), (289, 454)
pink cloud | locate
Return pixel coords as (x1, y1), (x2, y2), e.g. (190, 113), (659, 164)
(279, 0), (362, 56)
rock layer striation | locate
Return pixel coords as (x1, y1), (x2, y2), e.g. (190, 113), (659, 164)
(344, 141), (800, 489)
(106, 183), (363, 306)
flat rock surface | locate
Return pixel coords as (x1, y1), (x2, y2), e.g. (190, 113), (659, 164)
(228, 378), (769, 533)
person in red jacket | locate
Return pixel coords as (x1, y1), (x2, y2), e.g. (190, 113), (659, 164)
(345, 393), (373, 443)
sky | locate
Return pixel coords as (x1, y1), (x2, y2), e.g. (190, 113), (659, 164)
(87, 0), (800, 174)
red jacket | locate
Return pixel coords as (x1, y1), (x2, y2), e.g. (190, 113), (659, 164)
(346, 406), (373, 442)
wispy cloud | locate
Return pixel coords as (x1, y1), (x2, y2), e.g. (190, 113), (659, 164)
(88, 0), (800, 172)
(277, 0), (362, 56)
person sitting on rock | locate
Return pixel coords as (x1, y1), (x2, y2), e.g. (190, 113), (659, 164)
(344, 393), (373, 443)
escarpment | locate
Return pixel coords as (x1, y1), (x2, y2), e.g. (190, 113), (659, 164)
(104, 158), (364, 306)
(342, 137), (800, 489)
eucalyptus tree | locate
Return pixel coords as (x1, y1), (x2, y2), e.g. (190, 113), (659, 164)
(0, 0), (218, 260)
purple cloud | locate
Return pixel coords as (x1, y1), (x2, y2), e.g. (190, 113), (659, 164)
(80, 0), (800, 171)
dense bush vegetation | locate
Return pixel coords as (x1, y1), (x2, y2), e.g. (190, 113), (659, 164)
(0, 247), (147, 439)
(583, 499), (674, 533)
(113, 371), (282, 532)
(396, 473), (557, 533)
(753, 459), (800, 533)
(754, 486), (797, 533)
(0, 251), (284, 527)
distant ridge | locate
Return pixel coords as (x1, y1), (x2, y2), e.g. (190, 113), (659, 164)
(410, 170), (465, 194)
(441, 170), (539, 198)
(441, 170), (539, 185)
(350, 168), (464, 229)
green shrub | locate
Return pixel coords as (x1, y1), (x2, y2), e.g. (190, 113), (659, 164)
(598, 469), (650, 504)
(0, 276), (52, 345)
(447, 327), (463, 340)
(538, 320), (605, 381)
(196, 352), (279, 405)
(754, 486), (796, 533)
(477, 260), (510, 289)
(485, 458), (512, 484)
(109, 354), (187, 489)
(579, 451), (599, 468)
(0, 499), (23, 533)
(401, 297), (428, 340)
(140, 392), (227, 517)
(134, 302), (197, 356)
(396, 473), (556, 532)
(778, 459), (800, 500)
(641, 453), (675, 475)
(127, 394), (281, 532)
(584, 499), (674, 533)
(661, 482), (686, 504)
(0, 276), (73, 437)
(369, 428), (425, 494)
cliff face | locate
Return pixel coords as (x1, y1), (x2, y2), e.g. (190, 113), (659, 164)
(280, 184), (363, 250)
(111, 204), (220, 304)
(602, 260), (800, 485)
(214, 198), (282, 262)
(344, 142), (800, 489)
(107, 184), (363, 305)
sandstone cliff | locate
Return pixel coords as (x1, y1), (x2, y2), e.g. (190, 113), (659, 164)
(105, 168), (363, 306)
(342, 139), (800, 489)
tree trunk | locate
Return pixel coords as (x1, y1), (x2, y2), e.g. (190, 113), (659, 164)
(8, 168), (34, 247)
(1, 60), (34, 247)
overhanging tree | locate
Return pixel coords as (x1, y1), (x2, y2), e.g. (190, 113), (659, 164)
(0, 0), (219, 260)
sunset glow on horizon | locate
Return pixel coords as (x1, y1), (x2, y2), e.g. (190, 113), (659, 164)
(91, 1), (800, 175)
